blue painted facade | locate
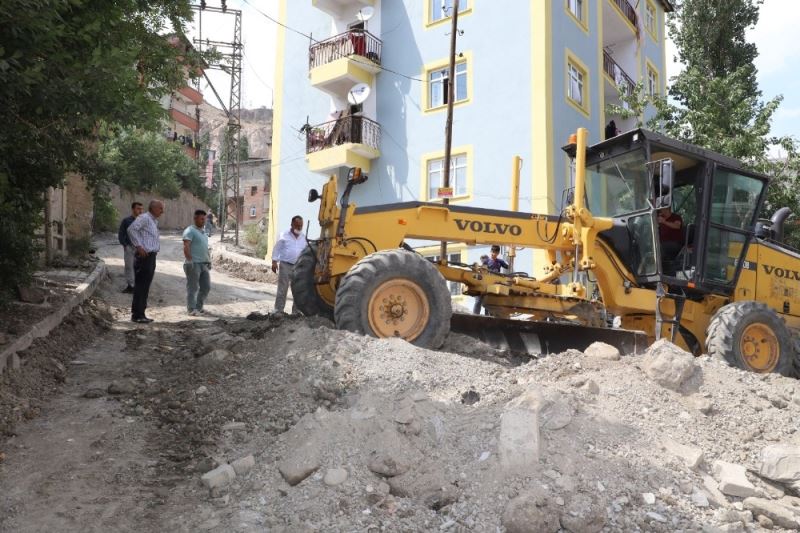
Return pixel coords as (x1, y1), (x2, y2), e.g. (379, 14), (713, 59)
(269, 0), (670, 307)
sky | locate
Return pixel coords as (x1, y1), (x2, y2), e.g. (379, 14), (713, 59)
(193, 0), (800, 140)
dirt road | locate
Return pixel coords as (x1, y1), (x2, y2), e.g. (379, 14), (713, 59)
(0, 234), (278, 532)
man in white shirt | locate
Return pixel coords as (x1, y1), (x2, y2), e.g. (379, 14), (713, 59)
(271, 215), (307, 314)
(127, 200), (164, 323)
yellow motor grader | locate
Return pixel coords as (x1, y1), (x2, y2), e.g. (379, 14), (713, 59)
(292, 128), (800, 376)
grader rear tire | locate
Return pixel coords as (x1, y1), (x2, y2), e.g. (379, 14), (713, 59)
(334, 250), (452, 348)
(705, 301), (796, 377)
(291, 245), (334, 320)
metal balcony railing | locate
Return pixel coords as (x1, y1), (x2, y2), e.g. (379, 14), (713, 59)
(603, 51), (635, 97)
(309, 29), (382, 71)
(611, 0), (638, 28)
(305, 116), (381, 154)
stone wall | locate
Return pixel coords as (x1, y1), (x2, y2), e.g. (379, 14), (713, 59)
(110, 185), (211, 230)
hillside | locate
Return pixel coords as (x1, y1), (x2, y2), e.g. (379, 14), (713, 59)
(200, 102), (273, 160)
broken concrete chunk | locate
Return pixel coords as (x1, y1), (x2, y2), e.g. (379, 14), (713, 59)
(758, 444), (800, 492)
(702, 474), (730, 508)
(278, 442), (321, 486)
(367, 452), (409, 477)
(498, 390), (541, 474)
(584, 341), (621, 361)
(714, 461), (757, 498)
(663, 436), (704, 470)
(231, 455), (255, 476)
(201, 464), (236, 490)
(644, 339), (698, 391)
(743, 497), (800, 530)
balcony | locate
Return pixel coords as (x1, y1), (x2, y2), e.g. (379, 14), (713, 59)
(610, 0), (638, 29)
(305, 116), (381, 173)
(170, 108), (199, 132)
(603, 51), (635, 98)
(309, 29), (382, 96)
(312, 0), (374, 18)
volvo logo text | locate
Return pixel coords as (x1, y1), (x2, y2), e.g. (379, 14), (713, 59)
(454, 219), (522, 236)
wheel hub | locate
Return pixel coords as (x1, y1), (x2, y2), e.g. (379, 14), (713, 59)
(740, 323), (780, 373)
(367, 279), (430, 341)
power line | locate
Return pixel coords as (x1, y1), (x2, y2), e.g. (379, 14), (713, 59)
(240, 0), (427, 83)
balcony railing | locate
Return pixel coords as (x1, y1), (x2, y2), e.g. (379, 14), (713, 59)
(603, 51), (635, 97)
(309, 29), (382, 71)
(306, 116), (381, 154)
(611, 0), (638, 28)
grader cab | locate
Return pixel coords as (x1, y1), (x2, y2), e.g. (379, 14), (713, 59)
(292, 128), (800, 377)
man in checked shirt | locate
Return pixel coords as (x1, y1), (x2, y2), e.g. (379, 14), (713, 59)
(127, 200), (164, 323)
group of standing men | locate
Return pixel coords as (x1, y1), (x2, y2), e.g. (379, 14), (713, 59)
(118, 201), (212, 323)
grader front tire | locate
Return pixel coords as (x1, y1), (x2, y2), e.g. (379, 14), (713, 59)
(705, 301), (796, 377)
(334, 250), (452, 348)
(291, 245), (334, 320)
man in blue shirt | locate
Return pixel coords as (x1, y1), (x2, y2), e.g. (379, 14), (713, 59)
(473, 245), (509, 315)
(182, 209), (211, 316)
(117, 202), (143, 293)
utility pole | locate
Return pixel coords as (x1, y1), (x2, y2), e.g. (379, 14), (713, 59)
(440, 0), (460, 263)
(193, 2), (243, 245)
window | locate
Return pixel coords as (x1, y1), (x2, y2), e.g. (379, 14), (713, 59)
(250, 186), (257, 196)
(428, 61), (468, 110)
(645, 1), (657, 40)
(566, 0), (587, 29)
(427, 153), (468, 200)
(647, 64), (659, 96)
(430, 0), (469, 23)
(421, 252), (464, 295)
(249, 206), (256, 218)
(566, 53), (589, 115)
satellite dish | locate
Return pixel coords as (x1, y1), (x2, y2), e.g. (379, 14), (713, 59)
(348, 83), (371, 105)
(356, 6), (375, 22)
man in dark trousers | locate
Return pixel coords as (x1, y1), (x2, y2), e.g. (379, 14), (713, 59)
(127, 200), (164, 323)
(473, 245), (509, 314)
(117, 202), (143, 293)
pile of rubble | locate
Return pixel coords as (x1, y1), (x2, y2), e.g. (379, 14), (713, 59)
(149, 316), (799, 532)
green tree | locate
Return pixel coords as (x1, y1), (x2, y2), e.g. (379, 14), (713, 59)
(0, 0), (205, 298)
(664, 0), (782, 162)
(98, 128), (200, 199)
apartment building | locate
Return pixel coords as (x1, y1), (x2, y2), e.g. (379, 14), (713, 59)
(269, 0), (672, 292)
(227, 158), (272, 227)
(161, 35), (204, 160)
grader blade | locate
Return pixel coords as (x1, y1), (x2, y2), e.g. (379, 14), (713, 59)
(449, 313), (648, 357)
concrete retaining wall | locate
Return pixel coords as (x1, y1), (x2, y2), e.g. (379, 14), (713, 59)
(0, 261), (107, 374)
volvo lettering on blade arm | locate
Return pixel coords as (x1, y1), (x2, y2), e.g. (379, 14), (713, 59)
(762, 264), (800, 280)
(454, 219), (522, 236)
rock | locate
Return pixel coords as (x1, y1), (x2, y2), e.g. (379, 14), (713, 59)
(584, 342), (621, 361)
(83, 388), (105, 399)
(713, 461), (757, 498)
(323, 468), (348, 486)
(421, 485), (459, 511)
(222, 421), (247, 432)
(757, 514), (774, 529)
(277, 441), (321, 486)
(643, 339), (698, 391)
(198, 349), (233, 366)
(460, 390), (480, 405)
(393, 407), (414, 425)
(367, 452), (408, 477)
(201, 464), (236, 490)
(691, 395), (714, 415)
(538, 390), (573, 430)
(231, 455), (255, 476)
(560, 493), (606, 533)
(663, 436), (704, 469)
(582, 380), (600, 395)
(107, 379), (136, 395)
(743, 497), (800, 530)
(642, 493), (656, 505)
(646, 511), (668, 523)
(502, 491), (560, 533)
(195, 386), (208, 395)
(758, 444), (800, 492)
(703, 474), (730, 507)
(498, 391), (541, 474)
(692, 489), (710, 508)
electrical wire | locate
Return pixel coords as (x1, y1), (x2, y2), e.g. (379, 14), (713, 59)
(240, 0), (427, 83)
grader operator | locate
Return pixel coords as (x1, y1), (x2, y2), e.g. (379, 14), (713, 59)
(291, 128), (800, 377)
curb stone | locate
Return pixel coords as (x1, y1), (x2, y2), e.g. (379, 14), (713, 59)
(0, 260), (107, 374)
